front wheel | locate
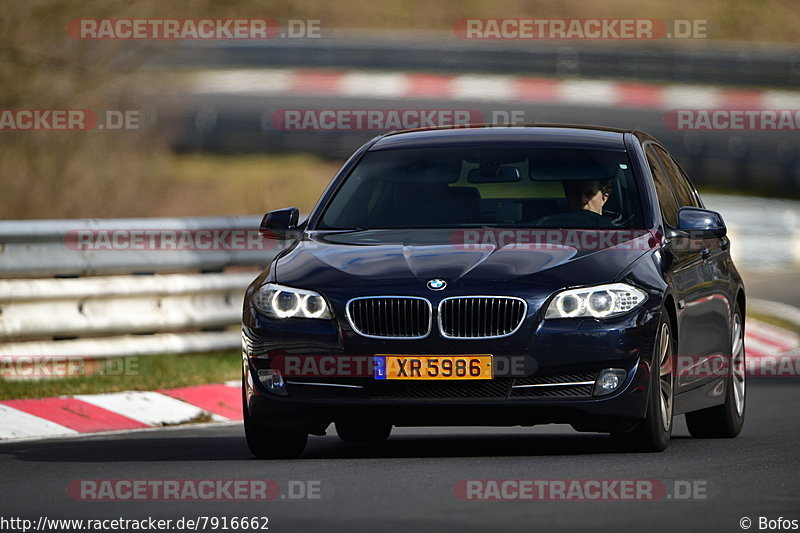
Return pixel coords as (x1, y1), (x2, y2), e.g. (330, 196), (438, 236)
(685, 306), (746, 438)
(242, 374), (308, 459)
(611, 311), (674, 452)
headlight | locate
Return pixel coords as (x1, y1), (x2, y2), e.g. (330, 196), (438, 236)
(252, 283), (332, 319)
(544, 283), (647, 319)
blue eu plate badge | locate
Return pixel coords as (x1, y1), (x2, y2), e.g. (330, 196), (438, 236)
(373, 356), (387, 380)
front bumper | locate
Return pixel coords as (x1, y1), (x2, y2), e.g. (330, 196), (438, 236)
(245, 363), (651, 433)
(241, 300), (662, 433)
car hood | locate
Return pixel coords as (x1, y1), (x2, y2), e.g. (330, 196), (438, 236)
(273, 229), (656, 296)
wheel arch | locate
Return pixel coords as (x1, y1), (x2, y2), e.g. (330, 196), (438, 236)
(736, 288), (746, 317)
(662, 293), (679, 343)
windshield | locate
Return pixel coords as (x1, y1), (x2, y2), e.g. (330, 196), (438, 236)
(317, 146), (645, 230)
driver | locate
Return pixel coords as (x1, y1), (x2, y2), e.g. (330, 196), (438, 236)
(563, 179), (612, 215)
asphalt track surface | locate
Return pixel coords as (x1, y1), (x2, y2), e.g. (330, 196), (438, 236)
(1, 272), (798, 533)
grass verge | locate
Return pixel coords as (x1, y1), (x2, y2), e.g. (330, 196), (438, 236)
(0, 351), (240, 401)
(156, 153), (342, 218)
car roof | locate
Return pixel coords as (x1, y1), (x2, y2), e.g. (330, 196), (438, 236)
(369, 124), (644, 152)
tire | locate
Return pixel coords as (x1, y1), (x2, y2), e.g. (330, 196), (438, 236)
(685, 305), (746, 438)
(611, 309), (674, 452)
(242, 373), (308, 459)
(336, 420), (392, 443)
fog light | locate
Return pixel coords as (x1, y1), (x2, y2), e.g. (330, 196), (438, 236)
(258, 369), (287, 396)
(593, 368), (627, 396)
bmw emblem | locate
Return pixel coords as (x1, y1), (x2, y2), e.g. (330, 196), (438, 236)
(427, 279), (447, 291)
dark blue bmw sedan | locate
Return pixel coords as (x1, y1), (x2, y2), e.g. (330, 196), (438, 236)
(241, 125), (746, 458)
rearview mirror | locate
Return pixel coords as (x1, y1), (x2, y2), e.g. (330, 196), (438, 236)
(467, 165), (521, 183)
(677, 207), (727, 238)
(259, 207), (300, 239)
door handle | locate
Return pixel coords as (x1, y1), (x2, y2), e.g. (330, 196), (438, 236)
(701, 247), (711, 261)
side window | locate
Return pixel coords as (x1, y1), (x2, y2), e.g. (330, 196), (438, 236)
(645, 145), (679, 227)
(654, 146), (700, 208)
(675, 164), (702, 208)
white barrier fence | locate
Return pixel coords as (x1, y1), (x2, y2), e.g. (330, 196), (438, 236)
(0, 215), (266, 277)
(0, 216), (277, 360)
(703, 194), (800, 273)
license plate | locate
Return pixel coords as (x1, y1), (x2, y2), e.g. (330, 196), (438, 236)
(374, 355), (493, 380)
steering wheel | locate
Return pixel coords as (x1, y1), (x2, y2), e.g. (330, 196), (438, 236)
(533, 210), (613, 228)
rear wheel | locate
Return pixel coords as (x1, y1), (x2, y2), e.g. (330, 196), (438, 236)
(611, 312), (674, 452)
(336, 420), (392, 443)
(242, 373), (308, 459)
(685, 306), (746, 438)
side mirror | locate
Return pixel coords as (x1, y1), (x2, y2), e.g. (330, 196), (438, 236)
(676, 207), (727, 238)
(259, 207), (300, 239)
